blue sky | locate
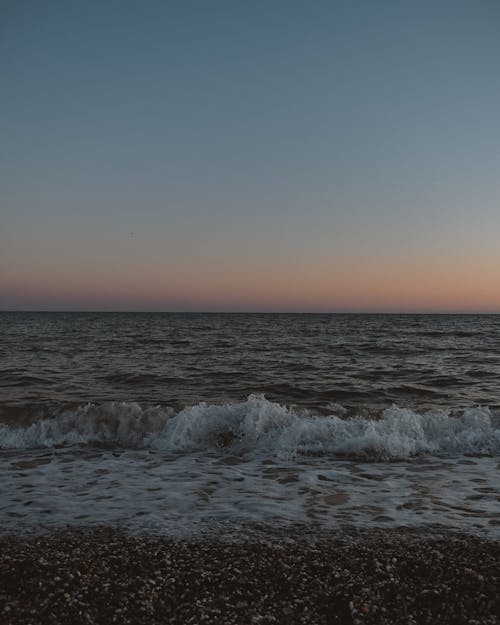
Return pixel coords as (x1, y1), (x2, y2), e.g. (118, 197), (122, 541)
(2, 1), (500, 311)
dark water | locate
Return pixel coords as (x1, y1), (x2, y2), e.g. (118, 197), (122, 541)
(1, 312), (499, 536)
(1, 312), (500, 417)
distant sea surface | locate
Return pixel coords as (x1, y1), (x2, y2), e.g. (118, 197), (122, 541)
(1, 312), (499, 537)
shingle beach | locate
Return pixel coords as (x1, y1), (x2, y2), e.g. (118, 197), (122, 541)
(1, 527), (498, 625)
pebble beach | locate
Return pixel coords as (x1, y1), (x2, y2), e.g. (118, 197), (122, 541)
(1, 526), (498, 625)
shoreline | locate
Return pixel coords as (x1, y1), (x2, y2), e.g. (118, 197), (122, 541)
(1, 526), (498, 624)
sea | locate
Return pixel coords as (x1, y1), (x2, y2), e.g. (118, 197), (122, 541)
(0, 312), (499, 538)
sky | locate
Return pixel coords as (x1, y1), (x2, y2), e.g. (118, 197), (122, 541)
(1, 0), (500, 312)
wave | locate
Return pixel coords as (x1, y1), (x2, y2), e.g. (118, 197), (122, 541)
(0, 395), (499, 459)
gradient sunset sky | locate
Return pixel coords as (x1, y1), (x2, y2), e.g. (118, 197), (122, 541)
(2, 1), (499, 312)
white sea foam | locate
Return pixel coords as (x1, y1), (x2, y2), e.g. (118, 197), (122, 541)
(1, 395), (499, 459)
(0, 402), (174, 449)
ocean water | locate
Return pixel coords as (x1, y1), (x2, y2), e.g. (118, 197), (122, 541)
(0, 312), (499, 537)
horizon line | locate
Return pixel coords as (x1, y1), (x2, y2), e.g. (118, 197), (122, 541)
(1, 309), (499, 315)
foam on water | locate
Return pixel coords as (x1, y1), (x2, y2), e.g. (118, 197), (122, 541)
(1, 444), (499, 538)
(2, 314), (499, 538)
(1, 395), (499, 460)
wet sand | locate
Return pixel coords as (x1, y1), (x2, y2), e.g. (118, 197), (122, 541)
(0, 526), (498, 625)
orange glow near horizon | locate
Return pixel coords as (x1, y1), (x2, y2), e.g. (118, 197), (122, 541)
(2, 251), (500, 312)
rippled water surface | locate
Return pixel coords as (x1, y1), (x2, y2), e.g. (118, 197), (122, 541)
(2, 312), (500, 414)
(0, 312), (499, 537)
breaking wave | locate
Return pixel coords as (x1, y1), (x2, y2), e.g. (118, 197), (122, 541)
(1, 395), (499, 460)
